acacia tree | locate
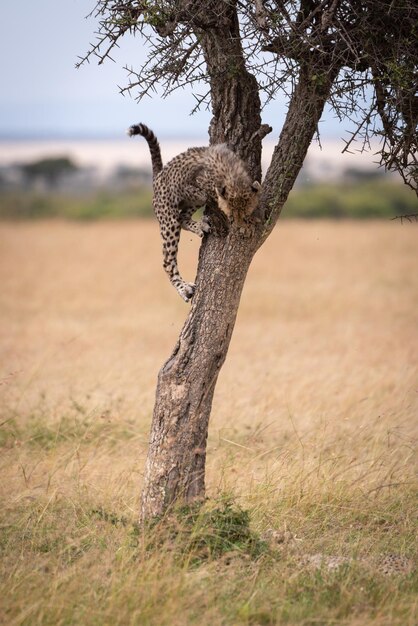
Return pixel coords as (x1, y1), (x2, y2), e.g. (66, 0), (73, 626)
(80, 0), (417, 521)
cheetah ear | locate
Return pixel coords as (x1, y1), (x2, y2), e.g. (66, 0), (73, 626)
(251, 181), (261, 193)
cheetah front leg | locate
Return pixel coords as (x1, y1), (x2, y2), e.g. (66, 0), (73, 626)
(181, 215), (211, 237)
(179, 204), (211, 237)
(155, 204), (196, 302)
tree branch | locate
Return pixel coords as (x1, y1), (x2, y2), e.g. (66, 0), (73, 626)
(259, 61), (340, 237)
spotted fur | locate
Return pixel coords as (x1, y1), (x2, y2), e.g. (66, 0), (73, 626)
(128, 123), (261, 301)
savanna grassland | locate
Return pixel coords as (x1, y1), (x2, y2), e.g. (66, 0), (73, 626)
(0, 220), (417, 625)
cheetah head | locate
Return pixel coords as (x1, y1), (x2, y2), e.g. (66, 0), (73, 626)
(216, 180), (261, 218)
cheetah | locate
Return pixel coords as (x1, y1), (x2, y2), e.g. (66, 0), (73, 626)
(127, 123), (261, 302)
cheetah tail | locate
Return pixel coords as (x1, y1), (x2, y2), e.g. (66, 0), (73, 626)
(127, 123), (163, 177)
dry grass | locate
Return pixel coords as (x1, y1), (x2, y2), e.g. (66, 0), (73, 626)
(0, 220), (417, 625)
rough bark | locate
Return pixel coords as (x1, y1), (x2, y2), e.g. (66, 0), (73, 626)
(140, 14), (339, 522)
(197, 9), (265, 181)
(140, 230), (257, 520)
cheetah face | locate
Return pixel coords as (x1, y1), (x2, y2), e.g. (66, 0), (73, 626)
(216, 181), (261, 218)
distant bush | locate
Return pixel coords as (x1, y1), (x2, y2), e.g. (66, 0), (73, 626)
(20, 156), (78, 187)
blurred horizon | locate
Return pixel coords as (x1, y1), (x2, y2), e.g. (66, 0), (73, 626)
(1, 136), (415, 221)
(0, 135), (389, 179)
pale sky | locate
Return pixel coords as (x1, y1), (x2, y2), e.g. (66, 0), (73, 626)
(0, 1), (356, 140)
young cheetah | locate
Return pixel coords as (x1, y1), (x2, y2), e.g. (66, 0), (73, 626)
(128, 123), (261, 302)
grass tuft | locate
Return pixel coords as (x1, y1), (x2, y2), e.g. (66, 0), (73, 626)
(139, 497), (268, 567)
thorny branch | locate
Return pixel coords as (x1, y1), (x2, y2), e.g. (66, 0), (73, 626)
(80, 0), (418, 193)
(391, 213), (418, 224)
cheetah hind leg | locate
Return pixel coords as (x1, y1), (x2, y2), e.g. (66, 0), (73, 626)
(159, 217), (196, 302)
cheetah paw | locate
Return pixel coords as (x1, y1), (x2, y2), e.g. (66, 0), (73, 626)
(178, 282), (195, 302)
(201, 215), (211, 234)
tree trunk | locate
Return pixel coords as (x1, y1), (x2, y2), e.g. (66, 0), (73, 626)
(140, 13), (339, 521)
(140, 229), (257, 520)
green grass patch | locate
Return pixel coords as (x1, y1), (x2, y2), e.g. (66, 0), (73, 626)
(0, 180), (416, 220)
(284, 180), (417, 218)
(0, 187), (153, 220)
(0, 407), (137, 451)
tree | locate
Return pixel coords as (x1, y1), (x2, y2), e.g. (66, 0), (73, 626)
(80, 0), (418, 521)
